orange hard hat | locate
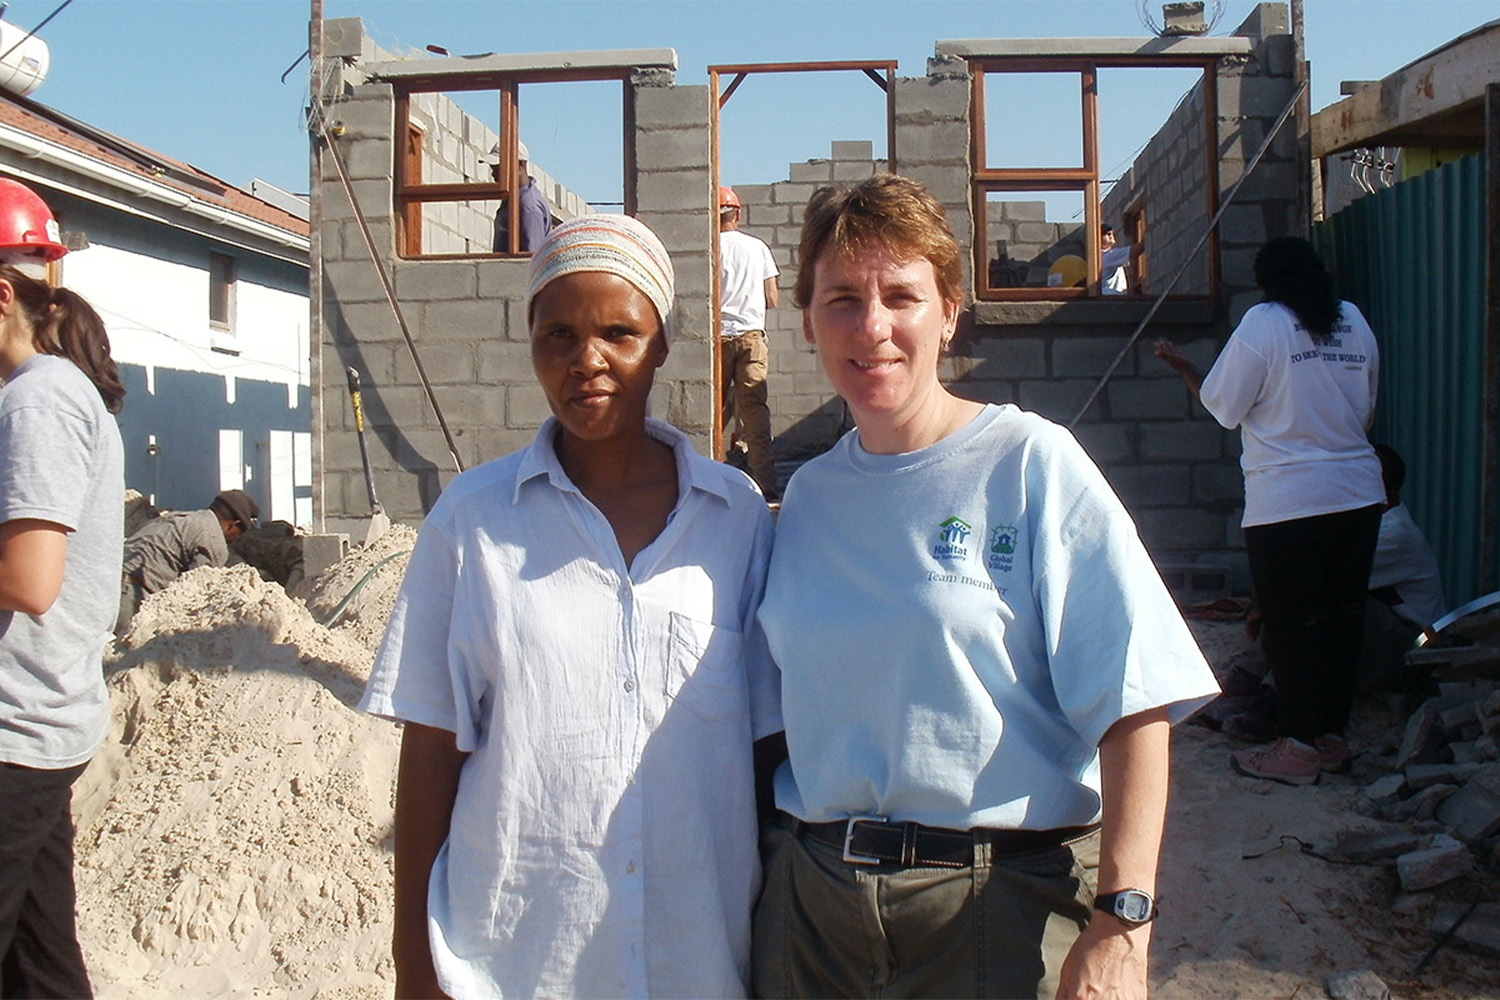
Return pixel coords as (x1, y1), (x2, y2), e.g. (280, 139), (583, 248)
(0, 177), (66, 262)
(718, 186), (741, 210)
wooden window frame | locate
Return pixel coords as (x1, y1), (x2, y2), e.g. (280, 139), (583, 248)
(208, 251), (235, 331)
(969, 55), (1220, 301)
(391, 68), (634, 260)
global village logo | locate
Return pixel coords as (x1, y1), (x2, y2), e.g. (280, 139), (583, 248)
(988, 524), (1018, 572)
(932, 516), (973, 561)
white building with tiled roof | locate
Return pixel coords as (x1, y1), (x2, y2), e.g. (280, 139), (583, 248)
(0, 89), (312, 526)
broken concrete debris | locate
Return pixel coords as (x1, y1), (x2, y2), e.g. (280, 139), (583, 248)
(1397, 834), (1473, 891)
(1324, 969), (1391, 1000)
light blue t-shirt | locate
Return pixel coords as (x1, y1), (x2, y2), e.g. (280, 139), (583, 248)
(759, 404), (1218, 831)
(0, 354), (124, 768)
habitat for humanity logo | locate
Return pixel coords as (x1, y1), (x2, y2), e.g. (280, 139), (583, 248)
(933, 517), (972, 561)
(988, 524), (1018, 572)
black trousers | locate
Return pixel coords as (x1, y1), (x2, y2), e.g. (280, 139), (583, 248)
(1244, 504), (1383, 743)
(0, 761), (92, 999)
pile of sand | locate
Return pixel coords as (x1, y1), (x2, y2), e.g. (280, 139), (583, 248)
(74, 561), (405, 999)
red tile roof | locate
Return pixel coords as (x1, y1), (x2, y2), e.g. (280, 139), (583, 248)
(0, 91), (309, 240)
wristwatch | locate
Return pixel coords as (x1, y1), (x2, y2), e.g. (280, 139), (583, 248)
(1094, 888), (1157, 925)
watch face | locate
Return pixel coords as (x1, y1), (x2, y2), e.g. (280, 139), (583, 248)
(1117, 890), (1152, 922)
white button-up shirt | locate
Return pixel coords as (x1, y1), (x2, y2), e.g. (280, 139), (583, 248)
(361, 419), (779, 999)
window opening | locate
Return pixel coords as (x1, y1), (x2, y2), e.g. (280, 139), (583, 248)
(971, 57), (1217, 301)
(391, 70), (629, 259)
(708, 59), (897, 462)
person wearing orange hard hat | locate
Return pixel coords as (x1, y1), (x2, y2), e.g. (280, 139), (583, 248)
(717, 185), (781, 499)
(0, 175), (123, 997)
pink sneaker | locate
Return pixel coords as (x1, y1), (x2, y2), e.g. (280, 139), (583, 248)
(1231, 737), (1322, 786)
(1313, 734), (1351, 773)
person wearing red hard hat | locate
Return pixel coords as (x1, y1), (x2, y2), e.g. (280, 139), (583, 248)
(0, 175), (123, 997)
(717, 184), (781, 499)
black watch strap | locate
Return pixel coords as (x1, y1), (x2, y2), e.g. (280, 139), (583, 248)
(1094, 888), (1157, 924)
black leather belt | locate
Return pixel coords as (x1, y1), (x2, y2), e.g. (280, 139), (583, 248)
(796, 816), (1099, 869)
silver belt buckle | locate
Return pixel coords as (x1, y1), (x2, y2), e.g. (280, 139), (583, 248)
(842, 815), (888, 865)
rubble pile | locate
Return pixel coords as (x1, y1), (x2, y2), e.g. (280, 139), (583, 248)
(1341, 605), (1500, 959)
(73, 561), (402, 999)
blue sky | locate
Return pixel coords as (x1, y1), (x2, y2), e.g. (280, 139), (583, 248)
(0, 0), (1493, 206)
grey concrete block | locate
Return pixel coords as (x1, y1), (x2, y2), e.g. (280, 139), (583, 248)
(1139, 421), (1224, 461)
(1442, 702), (1480, 729)
(745, 203), (793, 227)
(1325, 827), (1423, 864)
(359, 385), (432, 430)
(1364, 774), (1407, 806)
(1000, 200), (1046, 222)
(343, 136), (395, 182)
(631, 211), (712, 253)
(895, 75), (968, 123)
(891, 163), (969, 206)
(1454, 738), (1500, 766)
(505, 382), (552, 429)
(301, 533), (350, 583)
(324, 258), (392, 304)
(327, 87), (395, 140)
(1410, 759), (1487, 790)
(1397, 835), (1472, 891)
(789, 160), (833, 183)
(1325, 970), (1390, 1000)
(831, 140), (874, 161)
(1053, 337), (1133, 379)
(1104, 377), (1182, 419)
(477, 264), (527, 302)
(634, 85), (708, 129)
(1105, 465), (1190, 507)
(832, 160), (877, 182)
(897, 122), (970, 165)
(1135, 507), (1228, 551)
(394, 261), (478, 301)
(733, 183), (774, 205)
(419, 298), (506, 341)
(1192, 464), (1245, 504)
(1397, 699), (1447, 769)
(1436, 767), (1500, 841)
(772, 182), (820, 205)
(637, 127), (711, 172)
(1072, 423), (1132, 464)
(637, 170), (712, 214)
(393, 343), (477, 386)
(336, 300), (406, 343)
(1017, 380), (1100, 424)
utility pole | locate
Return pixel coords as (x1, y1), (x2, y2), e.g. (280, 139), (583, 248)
(308, 0), (325, 530)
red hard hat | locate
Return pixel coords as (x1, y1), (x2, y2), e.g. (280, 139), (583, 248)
(718, 186), (741, 210)
(0, 178), (66, 261)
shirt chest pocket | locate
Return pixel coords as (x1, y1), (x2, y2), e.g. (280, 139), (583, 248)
(665, 612), (747, 723)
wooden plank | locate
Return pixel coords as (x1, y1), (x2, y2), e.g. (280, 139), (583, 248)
(1311, 23), (1500, 157)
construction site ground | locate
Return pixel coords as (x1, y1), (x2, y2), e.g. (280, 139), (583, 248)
(70, 539), (1500, 998)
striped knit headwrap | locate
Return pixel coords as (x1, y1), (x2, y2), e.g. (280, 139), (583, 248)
(525, 213), (675, 344)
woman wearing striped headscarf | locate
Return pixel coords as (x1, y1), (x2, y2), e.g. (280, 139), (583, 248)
(360, 214), (779, 999)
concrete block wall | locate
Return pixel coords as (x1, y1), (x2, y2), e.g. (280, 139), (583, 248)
(313, 23), (712, 534)
(314, 14), (1300, 586)
(408, 92), (499, 255)
(982, 200), (1084, 287)
(1100, 81), (1212, 295)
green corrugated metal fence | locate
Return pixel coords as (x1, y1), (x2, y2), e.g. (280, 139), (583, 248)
(1313, 153), (1488, 607)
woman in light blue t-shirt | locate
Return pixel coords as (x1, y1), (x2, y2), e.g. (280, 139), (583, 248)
(753, 175), (1216, 1000)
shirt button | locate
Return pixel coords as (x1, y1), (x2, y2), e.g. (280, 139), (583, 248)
(623, 679), (635, 692)
(627, 862), (637, 874)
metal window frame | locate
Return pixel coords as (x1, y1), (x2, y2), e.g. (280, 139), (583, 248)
(969, 55), (1220, 301)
